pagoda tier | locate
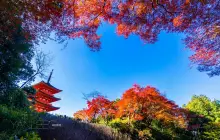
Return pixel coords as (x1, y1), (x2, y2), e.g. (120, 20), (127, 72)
(34, 100), (60, 112)
(33, 81), (62, 95)
(35, 90), (60, 103)
(31, 80), (62, 113)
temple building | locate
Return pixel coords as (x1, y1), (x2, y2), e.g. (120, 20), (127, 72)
(30, 70), (62, 112)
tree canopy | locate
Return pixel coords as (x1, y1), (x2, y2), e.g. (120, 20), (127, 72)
(0, 26), (34, 93)
(184, 95), (220, 139)
(185, 95), (220, 123)
(1, 0), (219, 76)
(74, 85), (191, 139)
(74, 87), (220, 139)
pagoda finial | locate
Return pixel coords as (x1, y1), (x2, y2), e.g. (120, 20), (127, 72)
(47, 69), (54, 83)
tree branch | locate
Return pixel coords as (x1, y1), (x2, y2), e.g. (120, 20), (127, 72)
(20, 72), (38, 88)
(88, 0), (107, 24)
(153, 0), (181, 15)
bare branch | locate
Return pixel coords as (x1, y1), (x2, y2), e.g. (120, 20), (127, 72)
(20, 50), (52, 88)
(82, 91), (106, 101)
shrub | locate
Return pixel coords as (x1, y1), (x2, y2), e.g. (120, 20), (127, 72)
(0, 88), (30, 109)
(20, 132), (41, 140)
(109, 118), (129, 132)
(0, 105), (39, 139)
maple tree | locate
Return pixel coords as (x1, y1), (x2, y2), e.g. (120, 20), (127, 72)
(116, 85), (186, 127)
(75, 85), (187, 127)
(74, 85), (192, 139)
(74, 94), (117, 122)
(73, 109), (88, 121)
(0, 0), (61, 44)
(86, 95), (113, 121)
(1, 0), (219, 75)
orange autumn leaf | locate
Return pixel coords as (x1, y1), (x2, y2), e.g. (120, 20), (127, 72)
(173, 15), (183, 27)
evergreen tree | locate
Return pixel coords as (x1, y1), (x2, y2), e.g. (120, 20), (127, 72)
(0, 26), (34, 94)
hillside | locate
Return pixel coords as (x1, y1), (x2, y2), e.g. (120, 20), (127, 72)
(38, 114), (130, 140)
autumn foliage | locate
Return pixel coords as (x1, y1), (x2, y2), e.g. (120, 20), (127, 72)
(74, 85), (192, 138)
(73, 109), (88, 121)
(74, 86), (220, 139)
(74, 85), (186, 128)
(116, 85), (186, 126)
(0, 0), (64, 45)
(86, 96), (111, 120)
(1, 0), (219, 75)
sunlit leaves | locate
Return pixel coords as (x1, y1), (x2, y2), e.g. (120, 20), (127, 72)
(185, 95), (220, 122)
(73, 109), (88, 121)
(75, 85), (187, 129)
(116, 85), (186, 127)
(85, 95), (113, 121)
(1, 0), (219, 75)
(173, 15), (183, 27)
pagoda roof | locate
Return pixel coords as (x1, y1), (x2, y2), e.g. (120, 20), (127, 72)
(36, 90), (61, 102)
(33, 81), (62, 94)
(35, 100), (60, 112)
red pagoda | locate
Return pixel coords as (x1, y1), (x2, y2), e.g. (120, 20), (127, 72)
(31, 70), (62, 112)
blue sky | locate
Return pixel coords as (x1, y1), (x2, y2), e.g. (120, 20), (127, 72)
(34, 23), (220, 117)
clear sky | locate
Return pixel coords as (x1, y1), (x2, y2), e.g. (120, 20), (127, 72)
(34, 23), (220, 117)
